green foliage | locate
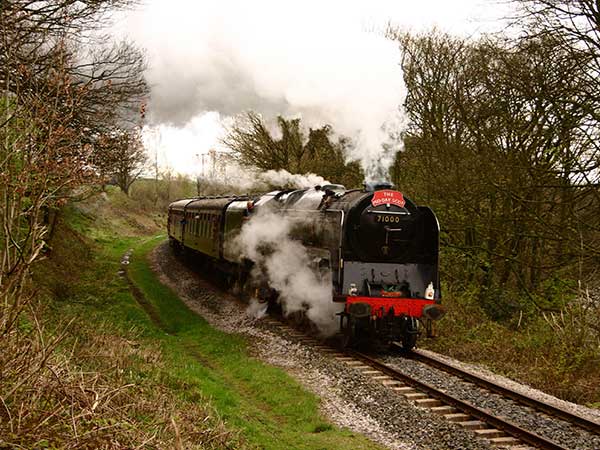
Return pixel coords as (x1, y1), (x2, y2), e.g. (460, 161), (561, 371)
(390, 29), (600, 319)
(536, 276), (576, 310)
(477, 285), (534, 324)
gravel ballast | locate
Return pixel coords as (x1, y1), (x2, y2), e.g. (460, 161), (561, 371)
(417, 348), (600, 424)
(381, 353), (600, 450)
(149, 242), (600, 449)
(149, 243), (492, 450)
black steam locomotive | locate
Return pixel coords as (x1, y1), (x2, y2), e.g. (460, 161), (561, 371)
(167, 181), (444, 350)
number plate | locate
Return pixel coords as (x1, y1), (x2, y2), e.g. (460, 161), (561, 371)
(376, 215), (401, 223)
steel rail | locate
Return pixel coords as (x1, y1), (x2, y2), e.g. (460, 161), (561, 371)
(349, 350), (569, 450)
(404, 347), (600, 435)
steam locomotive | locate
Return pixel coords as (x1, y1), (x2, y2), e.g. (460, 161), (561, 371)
(167, 181), (444, 350)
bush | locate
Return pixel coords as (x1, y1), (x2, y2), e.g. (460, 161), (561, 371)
(424, 284), (600, 405)
(129, 176), (197, 212)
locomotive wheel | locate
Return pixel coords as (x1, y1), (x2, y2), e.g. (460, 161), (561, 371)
(340, 316), (356, 349)
(399, 318), (418, 351)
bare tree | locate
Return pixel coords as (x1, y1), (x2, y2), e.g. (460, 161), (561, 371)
(515, 4), (599, 71)
(224, 112), (363, 187)
(391, 29), (598, 317)
(0, 0), (148, 431)
(224, 112), (304, 171)
(99, 128), (148, 195)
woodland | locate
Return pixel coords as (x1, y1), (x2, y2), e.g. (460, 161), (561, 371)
(1, 0), (599, 447)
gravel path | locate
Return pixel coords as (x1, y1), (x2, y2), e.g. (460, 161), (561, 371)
(149, 242), (491, 450)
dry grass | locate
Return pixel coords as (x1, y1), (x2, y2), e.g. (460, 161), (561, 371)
(0, 203), (241, 449)
(0, 302), (239, 449)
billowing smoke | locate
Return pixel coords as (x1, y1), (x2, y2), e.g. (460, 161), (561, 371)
(226, 167), (329, 192)
(230, 208), (343, 336)
(118, 0), (406, 180)
(259, 170), (329, 190)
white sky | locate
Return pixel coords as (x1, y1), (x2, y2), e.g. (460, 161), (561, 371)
(115, 0), (512, 177)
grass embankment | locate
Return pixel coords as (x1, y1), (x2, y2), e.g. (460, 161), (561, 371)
(422, 289), (600, 407)
(128, 240), (379, 449)
(19, 188), (381, 449)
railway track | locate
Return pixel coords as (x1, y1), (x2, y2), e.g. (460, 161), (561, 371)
(169, 251), (599, 449)
(405, 347), (600, 435)
(333, 350), (561, 449)
(261, 312), (600, 449)
(181, 286), (598, 448)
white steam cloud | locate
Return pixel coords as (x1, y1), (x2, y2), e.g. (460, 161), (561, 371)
(230, 209), (343, 336)
(119, 0), (407, 180)
(227, 167), (329, 192)
(259, 170), (329, 190)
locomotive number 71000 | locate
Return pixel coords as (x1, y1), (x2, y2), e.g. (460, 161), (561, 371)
(376, 215), (401, 223)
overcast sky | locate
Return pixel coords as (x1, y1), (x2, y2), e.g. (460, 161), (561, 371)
(113, 0), (511, 178)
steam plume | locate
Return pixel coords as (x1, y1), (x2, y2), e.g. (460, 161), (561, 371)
(119, 0), (406, 180)
(230, 209), (343, 336)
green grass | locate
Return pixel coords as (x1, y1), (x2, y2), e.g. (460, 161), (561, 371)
(37, 196), (383, 449)
(127, 238), (381, 449)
